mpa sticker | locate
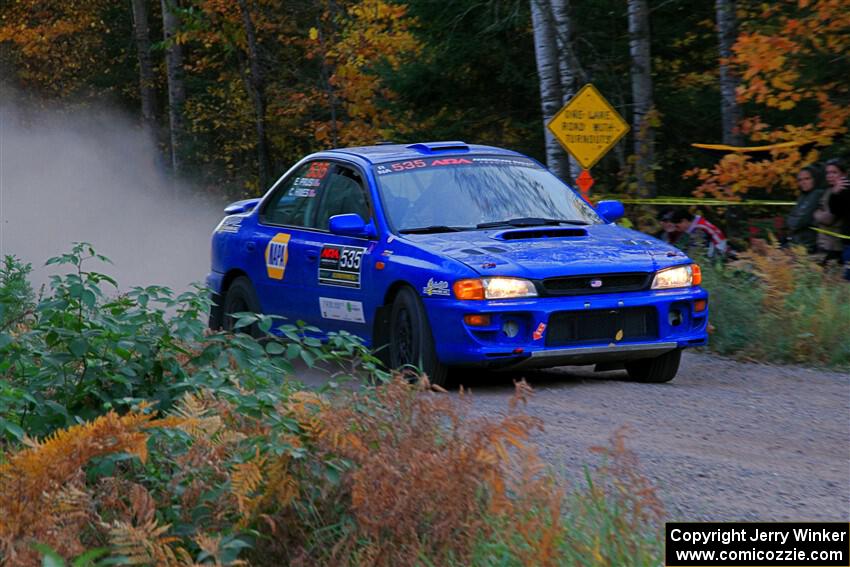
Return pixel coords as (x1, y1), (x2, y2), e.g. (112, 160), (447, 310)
(265, 233), (291, 280)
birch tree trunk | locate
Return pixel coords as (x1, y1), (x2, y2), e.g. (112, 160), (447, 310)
(130, 0), (157, 133)
(237, 0), (272, 190)
(550, 0), (583, 184)
(716, 0), (741, 145)
(627, 0), (656, 196)
(161, 0), (186, 175)
(530, 0), (568, 180)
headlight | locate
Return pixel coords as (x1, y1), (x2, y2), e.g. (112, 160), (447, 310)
(453, 277), (538, 300)
(651, 265), (696, 289)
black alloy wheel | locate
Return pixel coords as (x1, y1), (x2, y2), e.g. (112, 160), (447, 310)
(389, 286), (448, 386)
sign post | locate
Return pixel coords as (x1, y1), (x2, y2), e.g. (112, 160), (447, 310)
(546, 84), (629, 197)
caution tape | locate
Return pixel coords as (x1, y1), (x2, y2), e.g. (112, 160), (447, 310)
(608, 197), (796, 206)
(691, 141), (808, 153)
(812, 227), (850, 240)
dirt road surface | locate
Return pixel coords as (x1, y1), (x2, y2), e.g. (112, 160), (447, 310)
(304, 351), (850, 521)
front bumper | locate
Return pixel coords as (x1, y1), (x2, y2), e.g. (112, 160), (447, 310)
(424, 286), (708, 368)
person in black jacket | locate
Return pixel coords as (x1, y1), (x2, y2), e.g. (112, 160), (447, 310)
(825, 158), (850, 279)
(786, 165), (826, 252)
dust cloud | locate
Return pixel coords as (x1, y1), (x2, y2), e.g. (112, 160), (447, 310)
(0, 94), (229, 294)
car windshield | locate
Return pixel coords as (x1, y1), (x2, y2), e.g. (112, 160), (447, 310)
(373, 155), (601, 232)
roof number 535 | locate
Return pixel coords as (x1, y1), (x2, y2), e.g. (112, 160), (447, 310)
(391, 160), (426, 172)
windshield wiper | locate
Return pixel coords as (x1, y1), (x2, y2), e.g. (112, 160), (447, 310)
(476, 217), (590, 229)
(398, 225), (474, 234)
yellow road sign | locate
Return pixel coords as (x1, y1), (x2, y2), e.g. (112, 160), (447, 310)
(547, 84), (629, 170)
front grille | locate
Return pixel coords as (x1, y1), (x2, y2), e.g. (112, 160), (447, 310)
(541, 273), (651, 296)
(545, 307), (658, 347)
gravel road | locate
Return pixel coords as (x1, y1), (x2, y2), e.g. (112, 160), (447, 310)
(302, 351), (848, 521)
(450, 351), (850, 522)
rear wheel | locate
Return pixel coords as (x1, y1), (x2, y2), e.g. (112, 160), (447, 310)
(222, 276), (263, 338)
(625, 349), (681, 383)
(389, 287), (448, 386)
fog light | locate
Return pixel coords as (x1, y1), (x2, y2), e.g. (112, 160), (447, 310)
(464, 314), (491, 327)
(694, 299), (707, 312)
(502, 320), (520, 338)
(669, 309), (683, 326)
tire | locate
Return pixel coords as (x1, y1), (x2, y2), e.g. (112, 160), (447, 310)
(222, 276), (263, 338)
(389, 286), (449, 386)
(625, 348), (682, 383)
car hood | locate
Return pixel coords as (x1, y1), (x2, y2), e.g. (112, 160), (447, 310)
(404, 224), (689, 279)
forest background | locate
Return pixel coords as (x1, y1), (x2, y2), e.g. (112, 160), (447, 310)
(2, 0), (848, 205)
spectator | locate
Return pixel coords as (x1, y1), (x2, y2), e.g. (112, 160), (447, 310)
(671, 208), (729, 257)
(825, 158), (850, 278)
(813, 158), (847, 265)
(656, 208), (682, 245)
(785, 164), (826, 252)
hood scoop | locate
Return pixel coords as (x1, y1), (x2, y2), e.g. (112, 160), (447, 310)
(494, 227), (588, 240)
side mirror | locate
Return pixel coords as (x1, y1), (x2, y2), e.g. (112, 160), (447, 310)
(328, 213), (376, 238)
(224, 198), (261, 215)
(596, 200), (625, 223)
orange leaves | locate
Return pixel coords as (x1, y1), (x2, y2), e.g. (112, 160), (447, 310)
(308, 0), (423, 146)
(305, 375), (556, 566)
(0, 410), (172, 564)
(686, 144), (820, 199)
(689, 0), (850, 199)
(0, 0), (112, 93)
(734, 33), (804, 110)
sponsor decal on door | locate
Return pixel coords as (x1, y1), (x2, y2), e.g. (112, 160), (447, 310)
(265, 233), (291, 280)
(319, 297), (366, 323)
(318, 244), (366, 288)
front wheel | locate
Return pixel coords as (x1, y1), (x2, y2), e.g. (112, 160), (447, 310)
(625, 349), (682, 383)
(389, 287), (448, 386)
(222, 276), (263, 338)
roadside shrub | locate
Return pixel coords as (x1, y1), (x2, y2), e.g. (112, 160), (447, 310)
(0, 244), (666, 566)
(0, 243), (383, 442)
(699, 242), (850, 366)
(0, 255), (34, 332)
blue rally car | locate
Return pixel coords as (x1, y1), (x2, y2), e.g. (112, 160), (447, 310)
(208, 141), (708, 385)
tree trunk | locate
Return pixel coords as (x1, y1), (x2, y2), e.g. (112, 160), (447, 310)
(550, 0), (583, 185)
(161, 0), (186, 176)
(237, 0), (272, 190)
(130, 0), (157, 132)
(530, 0), (568, 180)
(716, 0), (741, 146)
(628, 0), (655, 196)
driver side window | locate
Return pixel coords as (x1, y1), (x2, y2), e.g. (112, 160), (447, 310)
(259, 161), (331, 227)
(314, 164), (371, 230)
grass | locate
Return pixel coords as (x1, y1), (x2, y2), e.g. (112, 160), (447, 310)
(699, 241), (850, 367)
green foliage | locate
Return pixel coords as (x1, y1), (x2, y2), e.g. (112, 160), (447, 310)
(0, 255), (35, 331)
(0, 244), (671, 566)
(699, 246), (850, 367)
(0, 244), (384, 443)
(32, 544), (109, 567)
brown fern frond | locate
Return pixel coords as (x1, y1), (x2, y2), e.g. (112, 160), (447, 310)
(167, 392), (224, 439)
(109, 519), (188, 566)
(0, 412), (154, 542)
(230, 451), (266, 516)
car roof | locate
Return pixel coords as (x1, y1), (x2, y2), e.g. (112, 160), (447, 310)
(326, 141), (527, 165)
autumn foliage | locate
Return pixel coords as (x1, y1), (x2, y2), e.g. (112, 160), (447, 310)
(686, 0), (850, 198)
